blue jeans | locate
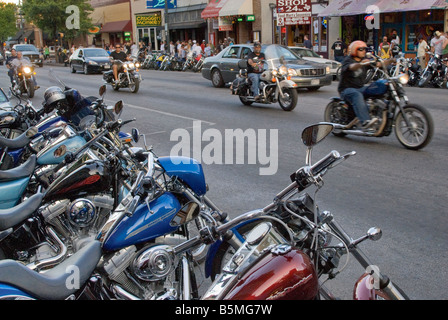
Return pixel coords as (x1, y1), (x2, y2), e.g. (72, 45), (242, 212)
(340, 80), (387, 123)
(248, 73), (261, 96)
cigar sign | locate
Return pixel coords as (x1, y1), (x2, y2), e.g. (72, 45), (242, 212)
(276, 0), (312, 26)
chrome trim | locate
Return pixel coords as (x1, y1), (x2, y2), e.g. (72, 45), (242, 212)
(26, 227), (68, 271)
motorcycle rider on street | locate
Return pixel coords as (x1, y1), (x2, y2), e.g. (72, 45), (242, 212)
(338, 40), (394, 131)
(247, 42), (265, 101)
(10, 51), (39, 89)
(110, 44), (130, 84)
(6, 48), (18, 85)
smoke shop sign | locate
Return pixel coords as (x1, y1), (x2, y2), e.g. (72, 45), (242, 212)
(276, 0), (311, 26)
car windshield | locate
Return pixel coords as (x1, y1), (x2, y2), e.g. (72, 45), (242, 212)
(84, 49), (109, 58)
(15, 45), (38, 52)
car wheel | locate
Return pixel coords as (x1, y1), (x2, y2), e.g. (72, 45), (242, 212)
(71, 64), (76, 73)
(211, 69), (224, 88)
(84, 64), (89, 75)
(307, 86), (321, 91)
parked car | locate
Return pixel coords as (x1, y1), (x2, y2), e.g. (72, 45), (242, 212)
(288, 46), (341, 80)
(6, 44), (44, 67)
(69, 48), (112, 74)
(0, 88), (13, 110)
(202, 44), (332, 91)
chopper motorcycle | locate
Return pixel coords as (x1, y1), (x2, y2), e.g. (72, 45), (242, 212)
(10, 64), (37, 99)
(324, 54), (433, 150)
(103, 60), (142, 93)
(418, 52), (448, 88)
(231, 57), (299, 111)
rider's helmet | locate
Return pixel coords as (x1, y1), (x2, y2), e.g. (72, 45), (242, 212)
(348, 40), (367, 57)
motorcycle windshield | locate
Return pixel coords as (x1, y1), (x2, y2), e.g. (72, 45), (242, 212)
(262, 44), (304, 69)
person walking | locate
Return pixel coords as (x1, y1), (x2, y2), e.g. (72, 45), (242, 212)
(304, 35), (312, 49)
(331, 38), (347, 62)
(417, 35), (428, 70)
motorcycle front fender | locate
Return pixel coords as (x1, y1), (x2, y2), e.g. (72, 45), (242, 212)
(279, 79), (298, 89)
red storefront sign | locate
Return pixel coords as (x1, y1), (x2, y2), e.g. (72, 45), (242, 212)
(276, 0), (312, 26)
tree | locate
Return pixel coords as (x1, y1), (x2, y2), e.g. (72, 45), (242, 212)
(22, 0), (93, 45)
(0, 2), (18, 44)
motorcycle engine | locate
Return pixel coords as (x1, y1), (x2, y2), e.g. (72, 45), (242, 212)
(100, 244), (179, 300)
(41, 194), (114, 252)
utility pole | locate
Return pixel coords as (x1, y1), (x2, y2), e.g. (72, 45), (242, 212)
(165, 0), (169, 53)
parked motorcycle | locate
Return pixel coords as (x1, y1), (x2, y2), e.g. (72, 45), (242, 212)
(418, 52), (447, 88)
(406, 57), (422, 87)
(192, 54), (204, 73)
(182, 51), (195, 72)
(103, 60), (142, 93)
(231, 56), (299, 111)
(324, 54), (434, 150)
(11, 64), (36, 98)
(173, 123), (410, 300)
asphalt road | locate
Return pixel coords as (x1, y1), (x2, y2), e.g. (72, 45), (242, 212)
(1, 62), (447, 300)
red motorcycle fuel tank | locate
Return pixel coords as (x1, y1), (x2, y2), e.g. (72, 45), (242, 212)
(223, 248), (318, 300)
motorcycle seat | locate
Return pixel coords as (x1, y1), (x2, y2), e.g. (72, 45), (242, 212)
(0, 129), (32, 149)
(0, 240), (101, 300)
(0, 154), (36, 181)
(0, 192), (43, 230)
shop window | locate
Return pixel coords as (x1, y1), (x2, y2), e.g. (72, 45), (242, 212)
(383, 12), (401, 23)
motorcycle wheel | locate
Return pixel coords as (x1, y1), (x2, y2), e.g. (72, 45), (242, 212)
(324, 101), (348, 137)
(278, 88), (298, 111)
(418, 71), (432, 87)
(129, 79), (140, 93)
(239, 96), (253, 106)
(394, 104), (434, 150)
(26, 80), (35, 98)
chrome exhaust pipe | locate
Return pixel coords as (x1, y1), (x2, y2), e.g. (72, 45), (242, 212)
(27, 227), (68, 271)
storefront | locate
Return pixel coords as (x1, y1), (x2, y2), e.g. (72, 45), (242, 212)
(135, 12), (163, 51)
(218, 0), (254, 44)
(167, 5), (207, 43)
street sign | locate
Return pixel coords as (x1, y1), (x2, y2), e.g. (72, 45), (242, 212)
(146, 0), (177, 9)
(276, 0), (311, 26)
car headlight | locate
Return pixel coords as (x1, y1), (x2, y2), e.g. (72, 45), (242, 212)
(326, 66), (331, 74)
(23, 67), (32, 74)
(288, 68), (298, 77)
(398, 73), (409, 85)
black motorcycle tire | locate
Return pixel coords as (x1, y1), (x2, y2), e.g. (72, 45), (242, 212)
(394, 104), (434, 150)
(239, 95), (253, 106)
(278, 88), (298, 111)
(130, 79), (140, 93)
(418, 70), (432, 87)
(324, 101), (348, 137)
(26, 80), (35, 98)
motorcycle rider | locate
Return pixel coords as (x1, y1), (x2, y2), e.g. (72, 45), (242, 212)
(10, 51), (39, 89)
(338, 40), (394, 131)
(110, 44), (130, 84)
(6, 48), (18, 85)
(247, 42), (265, 101)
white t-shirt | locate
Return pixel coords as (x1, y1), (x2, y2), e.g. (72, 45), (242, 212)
(431, 36), (447, 55)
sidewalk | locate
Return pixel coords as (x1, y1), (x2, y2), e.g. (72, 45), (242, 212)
(42, 58), (68, 68)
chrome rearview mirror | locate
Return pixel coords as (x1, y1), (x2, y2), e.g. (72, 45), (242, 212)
(301, 123), (333, 148)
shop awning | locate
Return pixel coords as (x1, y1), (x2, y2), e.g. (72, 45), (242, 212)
(318, 0), (378, 17)
(23, 30), (35, 41)
(318, 0), (448, 17)
(219, 0), (253, 17)
(10, 30), (24, 41)
(201, 0), (230, 19)
(100, 20), (132, 33)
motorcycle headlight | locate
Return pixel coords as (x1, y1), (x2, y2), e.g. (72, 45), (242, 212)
(23, 67), (32, 74)
(135, 63), (140, 68)
(326, 66), (331, 74)
(398, 73), (409, 85)
(279, 65), (288, 75)
(127, 63), (135, 69)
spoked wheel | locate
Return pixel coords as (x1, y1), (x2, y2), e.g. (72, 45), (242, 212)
(129, 79), (139, 93)
(394, 104), (434, 150)
(239, 96), (253, 105)
(278, 88), (298, 111)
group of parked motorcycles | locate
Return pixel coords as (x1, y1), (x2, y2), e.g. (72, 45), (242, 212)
(0, 69), (410, 300)
(138, 50), (205, 73)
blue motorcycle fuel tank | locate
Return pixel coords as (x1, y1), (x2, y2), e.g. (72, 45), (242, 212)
(102, 192), (182, 251)
(0, 177), (29, 209)
(36, 135), (86, 165)
(158, 156), (207, 196)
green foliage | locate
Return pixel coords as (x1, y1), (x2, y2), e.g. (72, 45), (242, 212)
(22, 0), (93, 40)
(0, 2), (18, 42)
